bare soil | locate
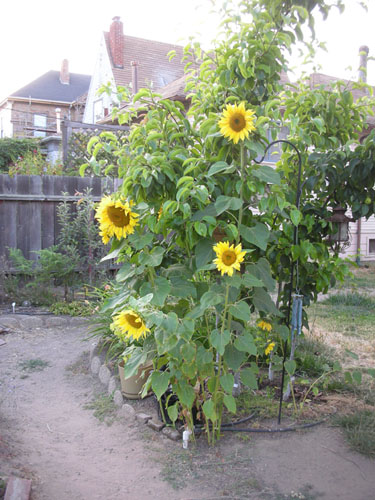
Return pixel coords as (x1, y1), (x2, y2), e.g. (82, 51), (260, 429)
(0, 314), (374, 500)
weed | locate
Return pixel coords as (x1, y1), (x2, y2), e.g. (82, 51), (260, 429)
(19, 358), (50, 372)
(50, 300), (93, 317)
(84, 392), (117, 425)
(322, 292), (375, 308)
(65, 352), (90, 375)
(333, 409), (375, 457)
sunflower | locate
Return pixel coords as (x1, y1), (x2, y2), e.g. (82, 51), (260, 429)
(112, 309), (150, 341)
(95, 196), (139, 244)
(218, 102), (256, 144)
(257, 320), (272, 332)
(213, 241), (246, 277)
(265, 342), (275, 356)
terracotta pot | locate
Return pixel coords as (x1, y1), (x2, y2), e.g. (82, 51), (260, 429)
(118, 360), (153, 400)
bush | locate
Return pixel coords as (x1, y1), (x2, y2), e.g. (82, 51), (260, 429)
(8, 149), (63, 176)
(0, 137), (41, 172)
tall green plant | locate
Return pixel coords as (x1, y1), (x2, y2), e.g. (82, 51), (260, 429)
(87, 0), (375, 443)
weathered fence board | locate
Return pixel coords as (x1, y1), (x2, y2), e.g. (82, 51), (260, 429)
(0, 174), (122, 264)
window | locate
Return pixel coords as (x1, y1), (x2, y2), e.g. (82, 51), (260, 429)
(369, 239), (375, 254)
(33, 114), (47, 137)
(256, 126), (289, 164)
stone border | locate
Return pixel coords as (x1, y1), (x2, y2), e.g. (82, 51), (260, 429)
(89, 340), (180, 442)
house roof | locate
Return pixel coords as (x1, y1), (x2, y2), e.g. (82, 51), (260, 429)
(10, 71), (91, 103)
(104, 32), (188, 91)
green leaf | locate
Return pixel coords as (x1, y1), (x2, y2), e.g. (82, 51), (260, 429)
(128, 232), (153, 250)
(206, 161), (235, 177)
(223, 344), (246, 371)
(345, 349), (359, 360)
(246, 258), (276, 291)
(252, 165), (281, 185)
(176, 380), (196, 408)
(285, 360), (296, 375)
(367, 368), (375, 378)
(140, 276), (171, 307)
(240, 223), (269, 251)
(220, 373), (234, 394)
(167, 402), (179, 423)
(223, 394), (236, 413)
(228, 301), (251, 322)
(195, 238), (215, 270)
(253, 288), (281, 316)
(180, 343), (196, 364)
(200, 290), (223, 309)
(116, 263), (136, 282)
(210, 329), (231, 356)
(240, 368), (258, 390)
(139, 247), (165, 267)
(194, 221), (207, 237)
(151, 371), (170, 400)
(202, 399), (217, 421)
(215, 196), (243, 215)
(242, 273), (264, 288)
(290, 209), (302, 226)
(352, 371), (362, 384)
(170, 276), (197, 298)
(234, 332), (257, 355)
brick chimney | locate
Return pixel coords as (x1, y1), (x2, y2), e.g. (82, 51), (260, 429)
(109, 16), (124, 68)
(60, 59), (70, 85)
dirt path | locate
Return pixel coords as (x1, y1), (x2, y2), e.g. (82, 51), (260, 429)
(0, 314), (374, 500)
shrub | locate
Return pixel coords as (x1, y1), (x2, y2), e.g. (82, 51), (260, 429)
(0, 137), (41, 172)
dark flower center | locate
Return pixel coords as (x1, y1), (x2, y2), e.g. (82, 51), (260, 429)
(125, 314), (142, 329)
(229, 113), (246, 132)
(107, 206), (130, 227)
(222, 250), (236, 265)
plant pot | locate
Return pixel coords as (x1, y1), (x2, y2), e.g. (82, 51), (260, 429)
(118, 360), (153, 400)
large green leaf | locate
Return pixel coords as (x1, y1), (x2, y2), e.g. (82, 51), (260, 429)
(139, 247), (165, 267)
(191, 204), (217, 222)
(151, 371), (170, 400)
(202, 399), (217, 421)
(234, 332), (257, 355)
(223, 344), (246, 371)
(170, 276), (197, 298)
(127, 232), (154, 250)
(253, 288), (281, 316)
(223, 394), (236, 413)
(240, 223), (270, 251)
(215, 196), (243, 215)
(220, 373), (235, 394)
(175, 380), (196, 407)
(206, 161), (235, 177)
(115, 263), (136, 283)
(247, 258), (276, 291)
(228, 301), (251, 322)
(210, 329), (231, 356)
(123, 349), (147, 379)
(253, 164), (281, 185)
(195, 238), (215, 270)
(242, 273), (264, 288)
(200, 290), (223, 309)
(240, 367), (258, 390)
(140, 276), (171, 307)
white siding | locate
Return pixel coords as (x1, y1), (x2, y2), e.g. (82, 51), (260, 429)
(341, 216), (375, 262)
(83, 34), (117, 124)
(0, 101), (13, 137)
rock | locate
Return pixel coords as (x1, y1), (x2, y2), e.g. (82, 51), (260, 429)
(147, 419), (165, 432)
(119, 404), (136, 419)
(136, 412), (152, 424)
(98, 364), (111, 386)
(108, 376), (118, 395)
(90, 356), (101, 375)
(89, 340), (100, 362)
(113, 390), (123, 407)
(4, 476), (32, 500)
(162, 427), (180, 441)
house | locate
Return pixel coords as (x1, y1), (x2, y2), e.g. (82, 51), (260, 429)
(83, 16), (191, 124)
(0, 60), (91, 138)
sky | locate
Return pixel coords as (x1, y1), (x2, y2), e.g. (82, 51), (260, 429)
(1, 0), (374, 102)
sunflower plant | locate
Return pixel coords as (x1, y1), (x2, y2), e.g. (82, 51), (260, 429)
(88, 0), (375, 443)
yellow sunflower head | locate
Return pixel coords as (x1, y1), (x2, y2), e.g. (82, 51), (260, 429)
(265, 342), (275, 356)
(218, 102), (256, 144)
(112, 309), (150, 341)
(95, 195), (139, 244)
(257, 320), (272, 332)
(213, 241), (246, 277)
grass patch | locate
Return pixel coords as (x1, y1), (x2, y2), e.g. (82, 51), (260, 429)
(84, 392), (117, 425)
(333, 410), (375, 457)
(295, 337), (336, 378)
(19, 358), (50, 372)
(322, 292), (375, 308)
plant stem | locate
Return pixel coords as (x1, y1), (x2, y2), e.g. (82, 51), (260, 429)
(236, 143), (247, 244)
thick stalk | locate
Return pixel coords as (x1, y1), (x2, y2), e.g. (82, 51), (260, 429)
(236, 143), (247, 245)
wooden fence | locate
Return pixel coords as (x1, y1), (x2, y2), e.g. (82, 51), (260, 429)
(0, 174), (122, 264)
